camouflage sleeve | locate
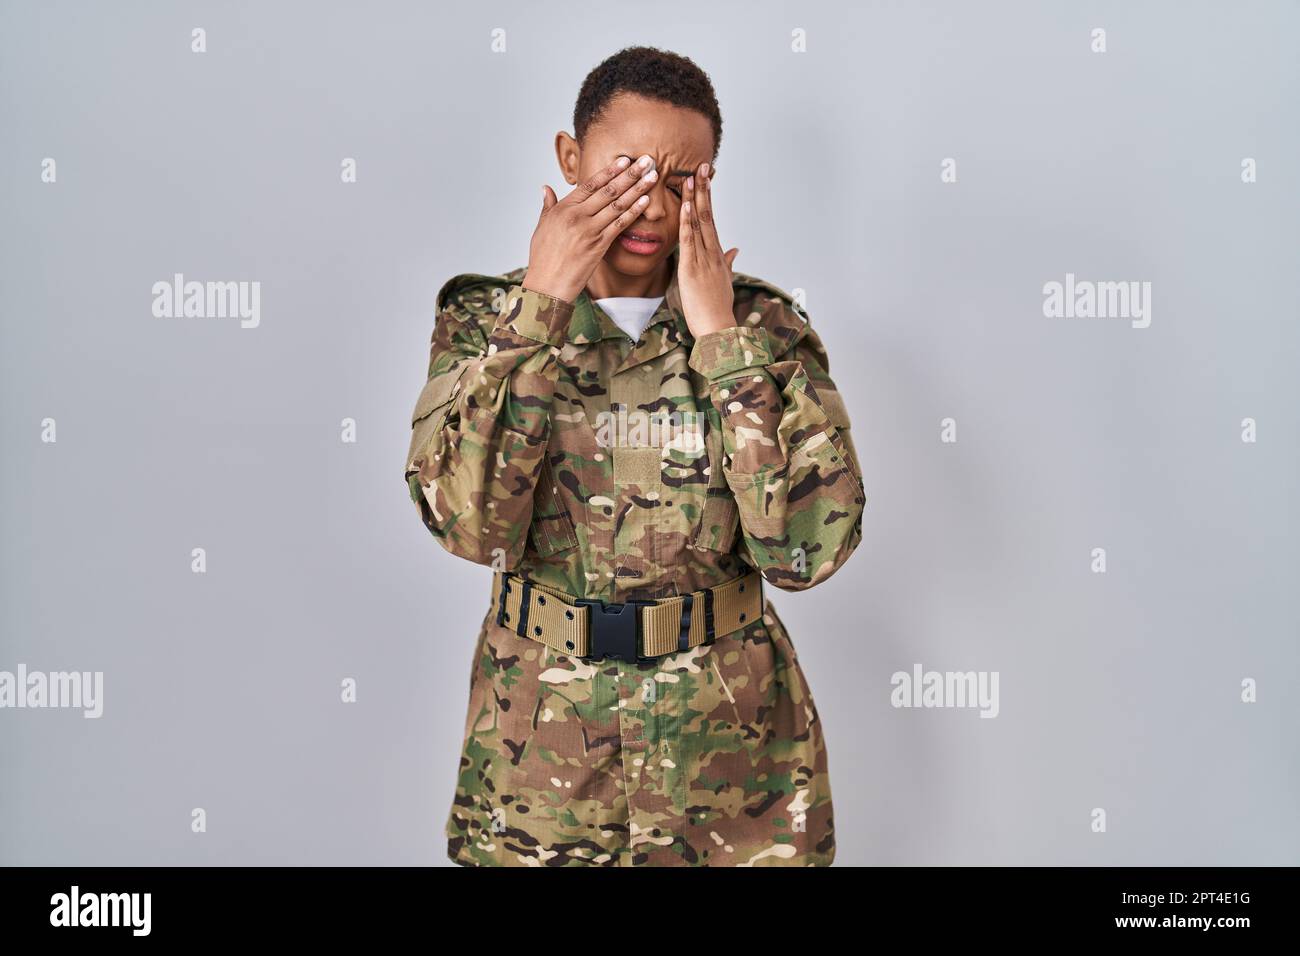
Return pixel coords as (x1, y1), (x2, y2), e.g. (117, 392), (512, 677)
(688, 320), (865, 591)
(404, 283), (572, 568)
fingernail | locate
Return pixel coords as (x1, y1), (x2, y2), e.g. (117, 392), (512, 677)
(643, 169), (658, 182)
(616, 156), (631, 168)
(686, 176), (694, 189)
(701, 163), (710, 177)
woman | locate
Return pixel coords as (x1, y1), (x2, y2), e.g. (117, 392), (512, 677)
(404, 46), (865, 866)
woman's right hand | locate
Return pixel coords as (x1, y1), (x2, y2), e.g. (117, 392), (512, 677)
(521, 154), (659, 303)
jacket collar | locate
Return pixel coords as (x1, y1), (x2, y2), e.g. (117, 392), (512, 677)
(566, 244), (696, 356)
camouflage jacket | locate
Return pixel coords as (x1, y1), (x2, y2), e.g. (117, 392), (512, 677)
(405, 248), (865, 866)
(405, 248), (865, 601)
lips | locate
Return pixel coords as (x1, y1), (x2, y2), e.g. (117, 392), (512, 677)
(618, 229), (664, 256)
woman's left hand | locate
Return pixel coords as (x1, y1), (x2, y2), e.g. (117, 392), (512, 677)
(677, 162), (740, 337)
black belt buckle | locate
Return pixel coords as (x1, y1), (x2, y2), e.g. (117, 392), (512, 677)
(576, 596), (654, 663)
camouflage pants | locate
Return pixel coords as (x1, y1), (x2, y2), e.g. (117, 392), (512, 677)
(444, 595), (836, 866)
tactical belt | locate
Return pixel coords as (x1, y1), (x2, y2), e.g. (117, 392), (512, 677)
(490, 569), (763, 663)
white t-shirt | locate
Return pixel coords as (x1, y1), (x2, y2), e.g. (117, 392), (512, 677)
(594, 295), (666, 343)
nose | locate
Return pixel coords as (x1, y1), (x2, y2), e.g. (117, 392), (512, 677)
(638, 176), (670, 224)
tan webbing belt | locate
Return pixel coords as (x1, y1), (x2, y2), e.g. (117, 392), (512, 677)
(490, 570), (764, 661)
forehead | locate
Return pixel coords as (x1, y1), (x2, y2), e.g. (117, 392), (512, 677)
(584, 92), (714, 167)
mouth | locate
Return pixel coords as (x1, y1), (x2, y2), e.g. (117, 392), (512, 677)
(617, 229), (664, 256)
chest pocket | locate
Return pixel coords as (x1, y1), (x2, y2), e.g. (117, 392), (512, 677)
(660, 405), (739, 554)
(691, 407), (740, 553)
(529, 454), (580, 556)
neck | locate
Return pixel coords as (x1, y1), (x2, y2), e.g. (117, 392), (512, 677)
(585, 257), (672, 299)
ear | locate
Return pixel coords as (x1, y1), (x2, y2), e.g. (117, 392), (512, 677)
(554, 131), (581, 186)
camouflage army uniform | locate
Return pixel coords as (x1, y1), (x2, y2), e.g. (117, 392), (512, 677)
(405, 245), (865, 866)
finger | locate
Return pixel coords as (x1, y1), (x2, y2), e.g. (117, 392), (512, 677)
(685, 174), (702, 240)
(597, 191), (652, 244)
(724, 247), (740, 270)
(580, 153), (654, 217)
(567, 154), (636, 205)
(592, 161), (658, 233)
(678, 193), (696, 264)
(694, 162), (720, 251)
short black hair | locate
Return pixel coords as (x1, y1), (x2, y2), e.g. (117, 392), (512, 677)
(573, 46), (722, 160)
